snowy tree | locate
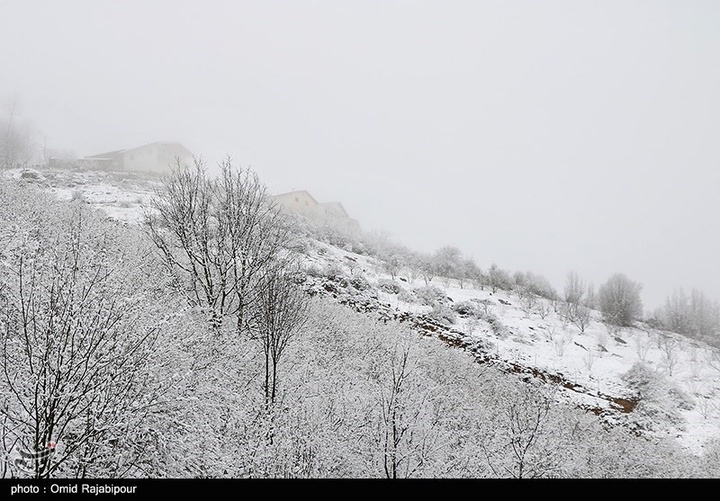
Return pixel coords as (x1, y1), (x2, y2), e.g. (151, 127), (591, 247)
(655, 288), (720, 345)
(487, 263), (512, 294)
(433, 245), (462, 286)
(145, 157), (292, 333)
(376, 342), (445, 478)
(482, 384), (568, 478)
(598, 273), (643, 327)
(415, 253), (438, 286)
(0, 98), (39, 170)
(0, 205), (164, 478)
(563, 271), (592, 333)
(251, 263), (309, 408)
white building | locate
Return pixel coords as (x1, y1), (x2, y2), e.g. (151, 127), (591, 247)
(271, 189), (361, 233)
(81, 142), (193, 175)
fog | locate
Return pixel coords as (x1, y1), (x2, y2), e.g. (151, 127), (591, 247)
(2, 0), (719, 311)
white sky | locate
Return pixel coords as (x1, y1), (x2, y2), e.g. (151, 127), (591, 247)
(1, 0), (719, 311)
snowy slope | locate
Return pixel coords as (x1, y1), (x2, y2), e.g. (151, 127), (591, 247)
(294, 232), (720, 457)
(11, 165), (720, 457)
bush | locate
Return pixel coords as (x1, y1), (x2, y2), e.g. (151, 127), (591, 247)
(323, 263), (346, 281)
(397, 288), (416, 304)
(349, 273), (370, 292)
(453, 300), (480, 317)
(378, 278), (402, 294)
(414, 285), (448, 307)
(621, 362), (693, 428)
(305, 264), (324, 277)
(428, 304), (457, 326)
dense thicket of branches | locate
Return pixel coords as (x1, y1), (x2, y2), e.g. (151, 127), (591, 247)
(0, 185), (172, 477)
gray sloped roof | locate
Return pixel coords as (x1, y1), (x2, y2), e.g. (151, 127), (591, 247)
(85, 142), (193, 159)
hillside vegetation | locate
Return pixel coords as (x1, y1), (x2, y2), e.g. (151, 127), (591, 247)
(1, 164), (720, 478)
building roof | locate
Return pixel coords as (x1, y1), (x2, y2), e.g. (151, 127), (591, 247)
(85, 142), (193, 159)
(84, 149), (125, 159)
(123, 142), (193, 156)
(271, 189), (320, 205)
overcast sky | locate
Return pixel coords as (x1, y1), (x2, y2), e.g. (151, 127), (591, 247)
(2, 0), (719, 311)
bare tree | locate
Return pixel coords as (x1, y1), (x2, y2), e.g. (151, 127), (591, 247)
(1, 97), (38, 170)
(382, 253), (404, 281)
(251, 263), (309, 408)
(563, 271), (592, 333)
(598, 273), (643, 327)
(564, 271), (585, 306)
(145, 157), (291, 333)
(655, 288), (720, 344)
(488, 263), (512, 294)
(434, 246), (462, 287)
(483, 386), (563, 478)
(536, 299), (552, 320)
(415, 253), (438, 286)
(380, 345), (412, 479)
(634, 335), (651, 362)
(459, 257), (480, 290)
(661, 337), (680, 376)
(377, 343), (441, 479)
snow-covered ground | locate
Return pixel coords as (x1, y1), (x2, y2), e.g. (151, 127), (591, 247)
(6, 167), (157, 224)
(296, 234), (720, 457)
(9, 165), (720, 457)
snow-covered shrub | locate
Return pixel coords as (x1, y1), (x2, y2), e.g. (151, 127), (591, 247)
(71, 189), (85, 202)
(305, 264), (324, 277)
(348, 273), (370, 292)
(428, 304), (457, 326)
(453, 300), (481, 317)
(414, 285), (448, 307)
(323, 263), (347, 281)
(378, 278), (403, 294)
(699, 437), (720, 477)
(397, 288), (416, 304)
(621, 362), (694, 428)
(480, 311), (509, 339)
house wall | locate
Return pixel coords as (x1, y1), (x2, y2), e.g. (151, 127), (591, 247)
(273, 190), (361, 234)
(272, 190), (318, 214)
(315, 202), (348, 219)
(121, 143), (193, 174)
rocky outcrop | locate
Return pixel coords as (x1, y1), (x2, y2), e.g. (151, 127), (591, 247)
(303, 273), (640, 426)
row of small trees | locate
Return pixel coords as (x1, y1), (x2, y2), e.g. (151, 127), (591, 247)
(653, 289), (720, 346)
(302, 200), (720, 341)
(375, 239), (647, 330)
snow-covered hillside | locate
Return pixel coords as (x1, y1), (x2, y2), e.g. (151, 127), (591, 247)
(10, 165), (720, 457)
(299, 240), (720, 456)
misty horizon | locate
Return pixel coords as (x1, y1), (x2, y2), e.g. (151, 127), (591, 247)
(2, 0), (719, 312)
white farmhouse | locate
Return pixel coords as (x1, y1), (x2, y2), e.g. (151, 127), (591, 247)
(81, 142), (193, 175)
(272, 189), (361, 233)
